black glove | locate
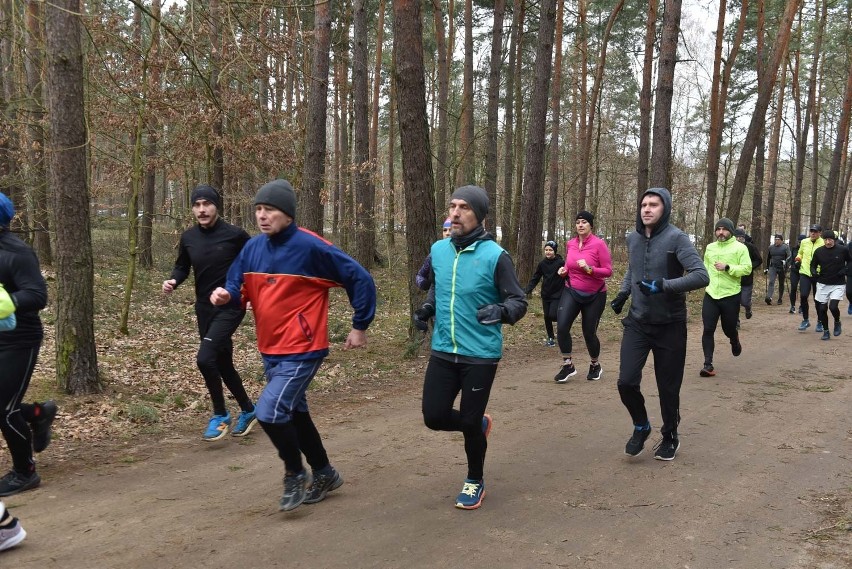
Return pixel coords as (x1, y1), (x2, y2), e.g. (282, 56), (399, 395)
(413, 304), (435, 332)
(476, 304), (503, 325)
(637, 279), (664, 296)
(610, 291), (629, 314)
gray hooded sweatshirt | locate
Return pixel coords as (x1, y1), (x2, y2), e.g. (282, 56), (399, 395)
(618, 187), (709, 324)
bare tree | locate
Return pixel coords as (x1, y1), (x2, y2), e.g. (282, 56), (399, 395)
(457, 0), (475, 186)
(517, 0), (557, 283)
(821, 57), (852, 227)
(636, 0), (657, 199)
(392, 0), (437, 325)
(484, 0), (507, 215)
(546, 0), (563, 241)
(45, 0), (99, 394)
(649, 0), (682, 189)
(353, 0), (375, 267)
(431, 0), (450, 223)
(301, 1), (332, 234)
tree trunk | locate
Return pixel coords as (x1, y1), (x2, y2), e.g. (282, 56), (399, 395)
(576, 0), (588, 209)
(209, 0), (224, 191)
(649, 0), (682, 189)
(386, 60), (396, 248)
(501, 0), (523, 238)
(457, 0), (475, 186)
(24, 0), (51, 264)
(431, 0), (450, 224)
(546, 0), (563, 242)
(725, 0), (802, 221)
(392, 0), (437, 330)
(484, 0), (506, 217)
(821, 57), (852, 226)
(45, 0), (99, 394)
(517, 0), (557, 284)
(301, 1), (332, 234)
(140, 0), (161, 269)
(636, 0), (657, 200)
(353, 0), (375, 267)
(764, 56), (787, 240)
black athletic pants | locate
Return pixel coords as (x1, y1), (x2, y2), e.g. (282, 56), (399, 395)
(422, 355), (497, 481)
(195, 303), (253, 416)
(556, 289), (606, 359)
(789, 271), (800, 307)
(0, 346), (39, 474)
(701, 293), (740, 366)
(541, 298), (556, 340)
(616, 317), (686, 438)
(798, 274), (819, 321)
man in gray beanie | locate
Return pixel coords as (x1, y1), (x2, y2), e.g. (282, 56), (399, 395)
(413, 184), (527, 510)
(211, 179), (376, 513)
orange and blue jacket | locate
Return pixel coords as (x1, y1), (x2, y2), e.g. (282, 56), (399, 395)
(223, 223), (376, 360)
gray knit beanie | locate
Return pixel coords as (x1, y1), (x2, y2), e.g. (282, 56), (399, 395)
(450, 185), (489, 223)
(715, 218), (735, 233)
(254, 179), (296, 218)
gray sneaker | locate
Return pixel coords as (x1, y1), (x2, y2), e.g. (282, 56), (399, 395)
(304, 468), (344, 504)
(279, 471), (309, 512)
(0, 518), (26, 552)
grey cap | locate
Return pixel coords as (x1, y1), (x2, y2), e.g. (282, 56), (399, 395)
(715, 218), (735, 233)
(451, 185), (489, 223)
(254, 179), (296, 218)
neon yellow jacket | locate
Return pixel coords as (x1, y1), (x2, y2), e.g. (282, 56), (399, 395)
(0, 284), (14, 318)
(796, 237), (823, 277)
(703, 238), (752, 299)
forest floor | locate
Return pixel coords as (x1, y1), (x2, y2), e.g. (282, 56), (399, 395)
(2, 292), (851, 568)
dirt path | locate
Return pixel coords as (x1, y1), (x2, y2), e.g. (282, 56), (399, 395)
(3, 303), (851, 568)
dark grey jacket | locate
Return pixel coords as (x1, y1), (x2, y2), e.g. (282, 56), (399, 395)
(618, 188), (709, 324)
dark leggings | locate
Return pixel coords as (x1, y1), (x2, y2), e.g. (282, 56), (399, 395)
(0, 346), (39, 474)
(617, 318), (686, 437)
(555, 288), (606, 358)
(541, 298), (556, 339)
(195, 303), (253, 416)
(422, 355), (497, 481)
(789, 271), (800, 306)
(799, 274), (819, 321)
(258, 411), (330, 474)
(817, 298), (841, 330)
(701, 293), (740, 366)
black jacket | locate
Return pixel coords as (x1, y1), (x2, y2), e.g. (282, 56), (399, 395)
(524, 255), (565, 301)
(0, 231), (47, 349)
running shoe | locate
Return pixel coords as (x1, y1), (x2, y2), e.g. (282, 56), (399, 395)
(554, 362), (576, 383)
(654, 437), (680, 461)
(834, 322), (842, 337)
(0, 518), (25, 552)
(202, 412), (231, 441)
(764, 297), (771, 306)
(624, 423), (652, 457)
(776, 299), (782, 305)
(231, 410), (257, 437)
(797, 319), (810, 331)
(279, 470), (309, 512)
(821, 330), (830, 341)
(848, 304), (852, 315)
(545, 337), (556, 347)
(745, 309), (752, 319)
(455, 479), (485, 510)
(586, 362), (602, 381)
(0, 471), (41, 497)
(31, 400), (58, 453)
(789, 305), (796, 314)
(304, 468), (343, 504)
(815, 321), (824, 333)
(699, 364), (716, 377)
(731, 338), (742, 357)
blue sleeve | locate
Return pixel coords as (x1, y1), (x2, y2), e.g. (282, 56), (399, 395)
(318, 244), (377, 331)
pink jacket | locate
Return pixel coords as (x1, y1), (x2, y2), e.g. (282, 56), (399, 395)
(563, 234), (613, 293)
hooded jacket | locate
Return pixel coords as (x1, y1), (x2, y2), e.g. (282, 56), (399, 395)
(797, 237), (824, 277)
(524, 254), (565, 300)
(618, 188), (709, 324)
(703, 236), (751, 299)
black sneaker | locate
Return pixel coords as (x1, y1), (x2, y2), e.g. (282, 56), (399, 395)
(279, 470), (309, 512)
(776, 299), (782, 305)
(699, 364), (715, 377)
(624, 424), (652, 457)
(821, 330), (830, 341)
(789, 305), (796, 314)
(304, 468), (343, 505)
(586, 362), (602, 381)
(731, 338), (742, 357)
(834, 322), (842, 337)
(764, 297), (771, 306)
(745, 309), (752, 319)
(654, 437), (680, 461)
(0, 471), (41, 497)
(31, 400), (57, 453)
(554, 362), (577, 383)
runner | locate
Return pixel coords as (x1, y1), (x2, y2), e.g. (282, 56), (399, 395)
(765, 234), (791, 306)
(523, 240), (564, 347)
(553, 211), (613, 382)
(700, 219), (751, 377)
(788, 234), (805, 314)
(414, 185), (527, 509)
(163, 185), (256, 441)
(733, 228), (762, 322)
(810, 230), (850, 340)
(610, 188), (708, 461)
(795, 225), (824, 331)
(415, 217), (452, 292)
(0, 192), (55, 497)
(210, 179), (376, 512)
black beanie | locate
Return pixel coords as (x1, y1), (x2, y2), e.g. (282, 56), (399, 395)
(715, 218), (735, 233)
(576, 210), (594, 226)
(190, 185), (222, 211)
(451, 185), (489, 223)
(254, 179), (296, 218)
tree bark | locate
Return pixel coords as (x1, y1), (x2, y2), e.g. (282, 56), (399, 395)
(300, 2), (331, 235)
(353, 0), (375, 268)
(392, 0), (437, 327)
(45, 0), (99, 394)
(517, 0), (557, 283)
(546, 0), (563, 242)
(764, 55), (787, 240)
(431, 0), (450, 224)
(821, 57), (852, 227)
(636, 0), (657, 200)
(457, 0), (475, 186)
(484, 0), (506, 218)
(649, 0), (682, 190)
(501, 0), (523, 239)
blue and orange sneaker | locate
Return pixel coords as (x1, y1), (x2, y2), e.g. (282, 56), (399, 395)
(202, 412), (231, 441)
(455, 478), (485, 510)
(231, 410), (257, 437)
